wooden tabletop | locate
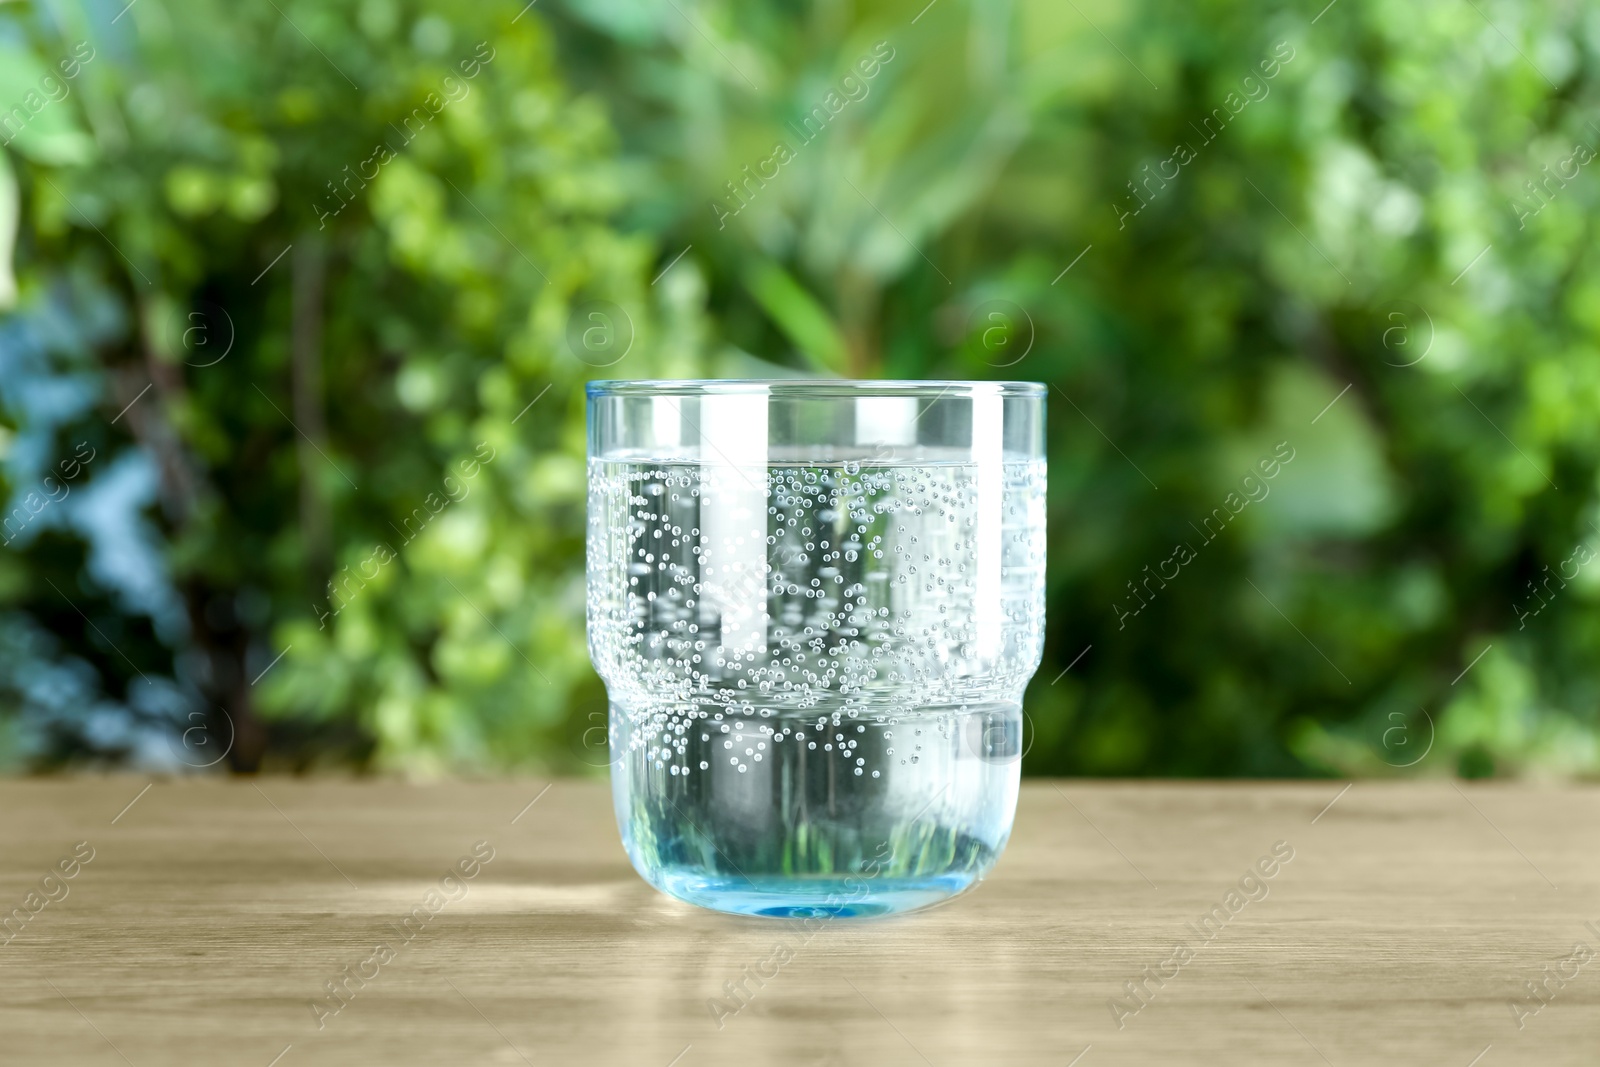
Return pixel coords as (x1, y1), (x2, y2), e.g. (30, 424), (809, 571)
(0, 778), (1593, 1066)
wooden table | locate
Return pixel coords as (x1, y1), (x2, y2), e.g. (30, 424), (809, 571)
(0, 778), (1593, 1066)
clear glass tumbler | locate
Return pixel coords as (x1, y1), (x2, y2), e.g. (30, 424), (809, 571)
(586, 380), (1046, 917)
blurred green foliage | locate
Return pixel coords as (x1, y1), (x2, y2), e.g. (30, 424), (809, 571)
(1, 0), (1598, 778)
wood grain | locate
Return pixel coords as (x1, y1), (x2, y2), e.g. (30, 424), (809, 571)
(0, 778), (1594, 1066)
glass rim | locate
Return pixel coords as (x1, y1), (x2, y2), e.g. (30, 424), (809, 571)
(586, 378), (1046, 399)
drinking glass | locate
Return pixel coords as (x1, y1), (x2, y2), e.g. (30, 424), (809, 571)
(586, 380), (1046, 917)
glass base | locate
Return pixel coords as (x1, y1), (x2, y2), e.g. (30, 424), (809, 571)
(647, 868), (982, 918)
(608, 700), (1021, 919)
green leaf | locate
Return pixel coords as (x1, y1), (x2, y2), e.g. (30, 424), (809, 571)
(0, 150), (16, 308)
(0, 44), (96, 166)
(745, 260), (847, 373)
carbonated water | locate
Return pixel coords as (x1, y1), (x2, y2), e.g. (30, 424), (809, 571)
(587, 456), (1045, 916)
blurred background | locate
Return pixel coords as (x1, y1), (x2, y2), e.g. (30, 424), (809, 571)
(0, 0), (1595, 779)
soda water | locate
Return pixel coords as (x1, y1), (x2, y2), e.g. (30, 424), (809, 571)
(587, 455), (1046, 916)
